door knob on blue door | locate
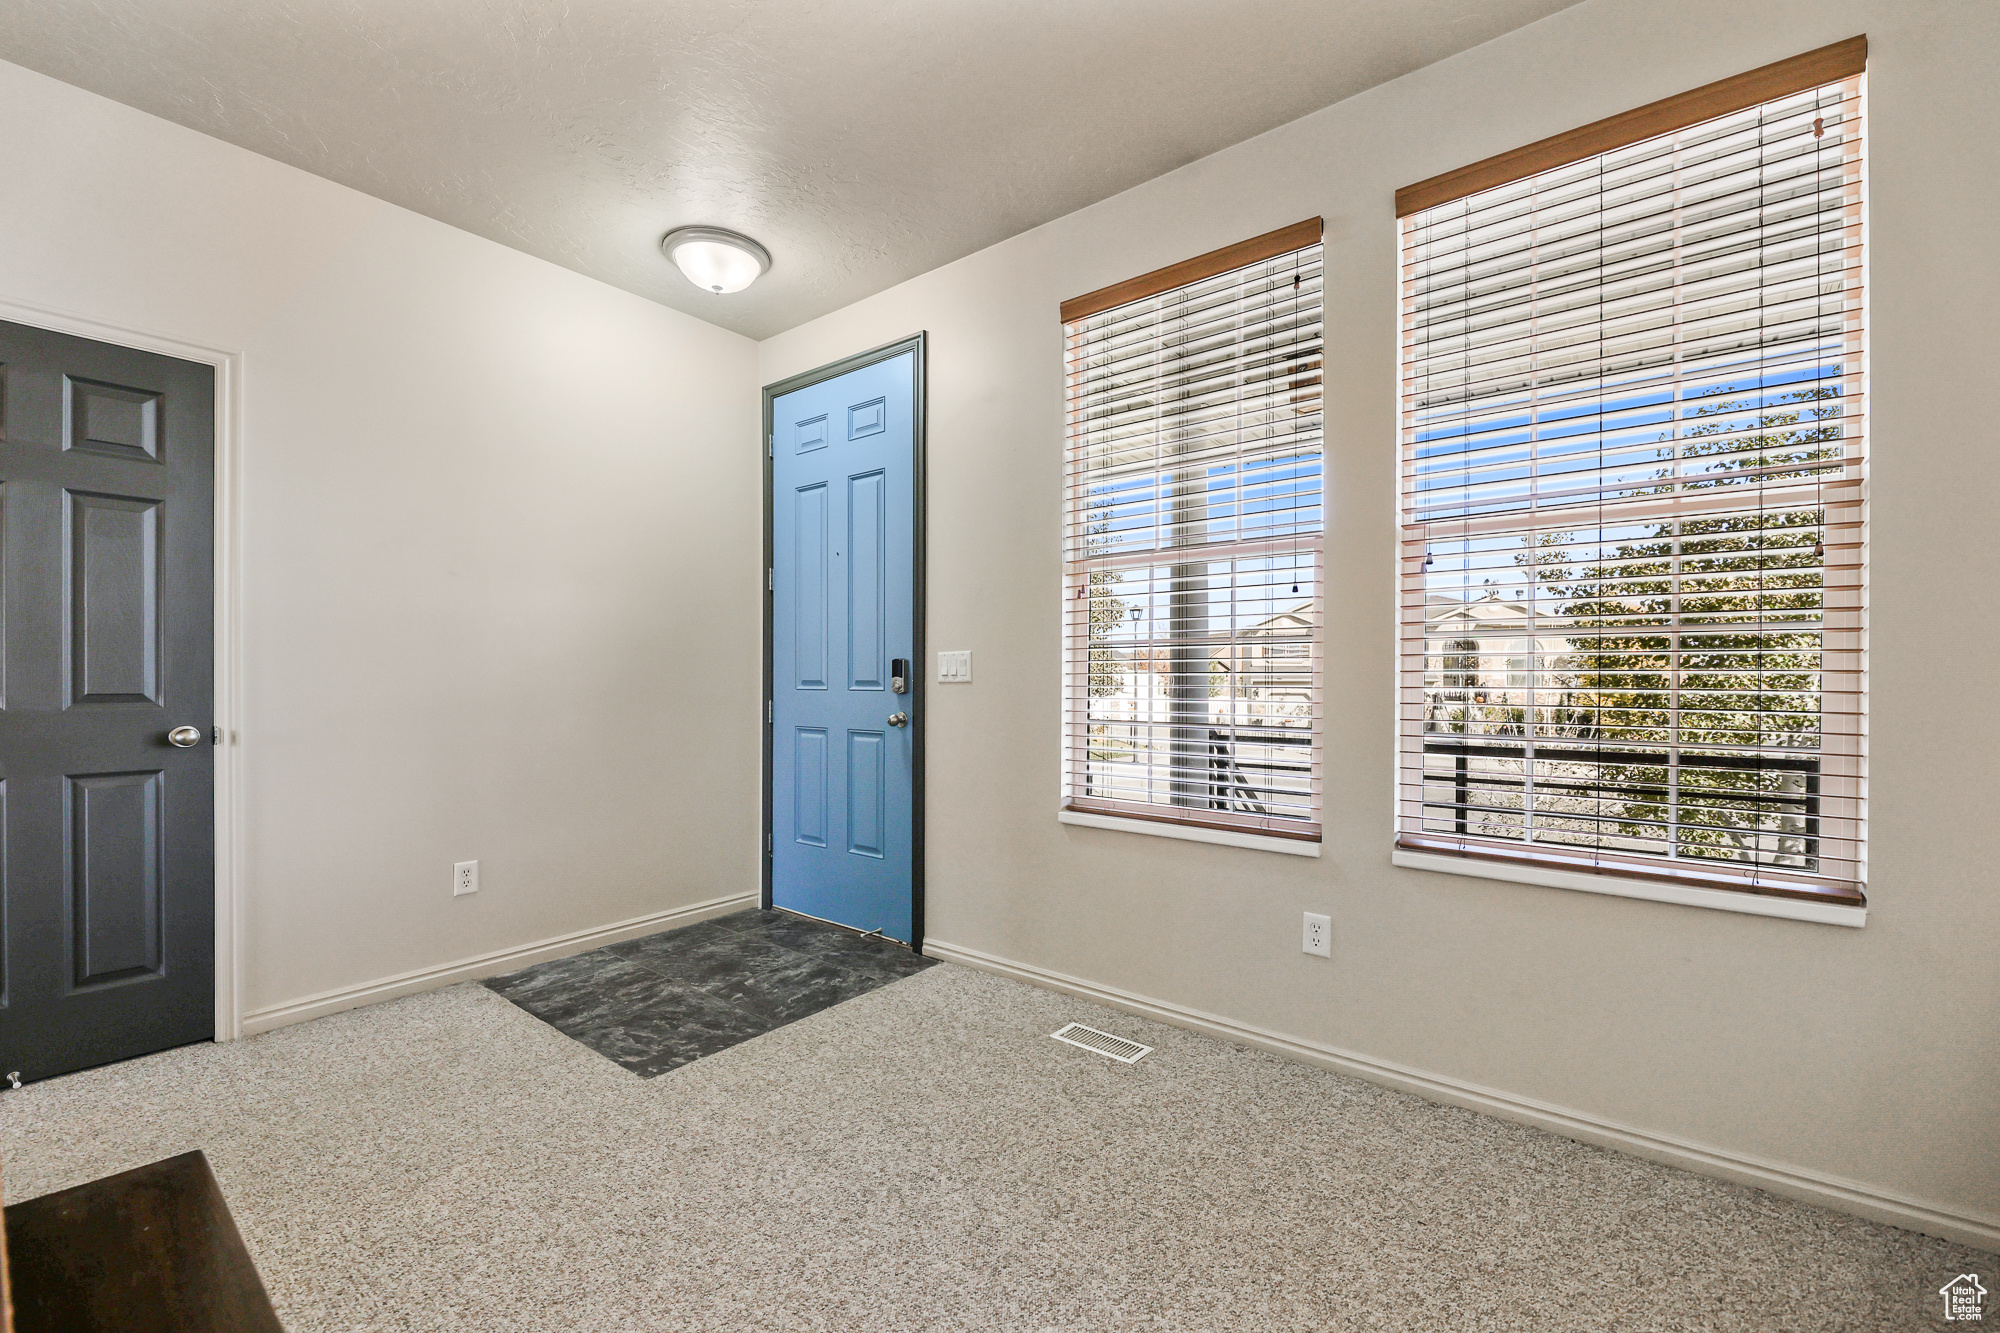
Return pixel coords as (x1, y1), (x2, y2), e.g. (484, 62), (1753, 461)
(886, 713), (909, 728)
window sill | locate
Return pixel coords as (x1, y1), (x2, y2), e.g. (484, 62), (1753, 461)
(1058, 809), (1322, 858)
(1392, 849), (1866, 927)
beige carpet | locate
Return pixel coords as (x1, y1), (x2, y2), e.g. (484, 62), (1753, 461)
(1, 963), (1982, 1331)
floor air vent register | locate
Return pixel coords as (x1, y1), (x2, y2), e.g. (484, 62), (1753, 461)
(1050, 1023), (1153, 1064)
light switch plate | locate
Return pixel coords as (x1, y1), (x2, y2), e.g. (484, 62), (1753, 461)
(938, 650), (972, 683)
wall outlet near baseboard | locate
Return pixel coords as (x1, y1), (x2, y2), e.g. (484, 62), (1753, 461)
(938, 650), (972, 683)
(454, 860), (479, 897)
(1302, 912), (1330, 958)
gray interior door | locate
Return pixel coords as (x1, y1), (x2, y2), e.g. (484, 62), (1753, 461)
(0, 319), (215, 1084)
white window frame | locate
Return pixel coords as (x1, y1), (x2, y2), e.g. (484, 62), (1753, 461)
(1391, 41), (1869, 924)
(1058, 223), (1327, 852)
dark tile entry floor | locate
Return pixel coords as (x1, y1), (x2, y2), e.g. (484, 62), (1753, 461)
(482, 910), (938, 1077)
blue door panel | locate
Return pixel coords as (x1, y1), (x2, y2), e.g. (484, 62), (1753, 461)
(847, 730), (885, 858)
(847, 470), (885, 691)
(771, 352), (915, 941)
(792, 483), (829, 690)
(849, 397), (885, 438)
(796, 414), (828, 453)
(793, 727), (828, 848)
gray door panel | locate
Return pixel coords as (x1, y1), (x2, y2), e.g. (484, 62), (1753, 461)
(0, 320), (215, 1083)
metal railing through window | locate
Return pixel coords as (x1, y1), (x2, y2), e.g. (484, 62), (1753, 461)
(1205, 728), (1313, 820)
(1419, 738), (1820, 872)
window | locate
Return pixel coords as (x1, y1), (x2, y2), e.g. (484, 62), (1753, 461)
(1062, 220), (1325, 842)
(1396, 39), (1867, 905)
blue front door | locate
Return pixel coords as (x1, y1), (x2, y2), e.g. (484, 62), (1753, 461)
(770, 351), (917, 942)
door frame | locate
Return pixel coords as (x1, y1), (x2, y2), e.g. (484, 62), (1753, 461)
(761, 333), (927, 949)
(0, 296), (246, 1041)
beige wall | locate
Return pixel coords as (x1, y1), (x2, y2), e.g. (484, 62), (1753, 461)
(760, 0), (2000, 1231)
(0, 61), (764, 1017)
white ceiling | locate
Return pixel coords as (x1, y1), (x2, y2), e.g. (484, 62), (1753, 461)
(0, 0), (1579, 339)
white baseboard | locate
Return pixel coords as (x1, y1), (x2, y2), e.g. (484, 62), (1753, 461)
(240, 892), (758, 1036)
(924, 937), (2000, 1253)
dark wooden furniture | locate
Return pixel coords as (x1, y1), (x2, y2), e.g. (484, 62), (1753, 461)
(3, 1151), (282, 1332)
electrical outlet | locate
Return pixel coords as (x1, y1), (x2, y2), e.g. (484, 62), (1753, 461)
(454, 860), (479, 897)
(1302, 912), (1331, 958)
(938, 650), (972, 683)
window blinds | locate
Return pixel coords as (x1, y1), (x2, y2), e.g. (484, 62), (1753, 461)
(1063, 232), (1325, 838)
(1397, 60), (1866, 902)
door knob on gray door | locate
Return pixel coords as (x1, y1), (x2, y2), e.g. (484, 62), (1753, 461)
(886, 713), (909, 728)
(166, 726), (204, 748)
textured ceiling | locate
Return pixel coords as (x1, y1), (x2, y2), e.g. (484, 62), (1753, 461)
(0, 0), (1580, 339)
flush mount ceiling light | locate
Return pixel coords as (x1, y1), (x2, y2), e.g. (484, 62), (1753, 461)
(661, 226), (771, 295)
